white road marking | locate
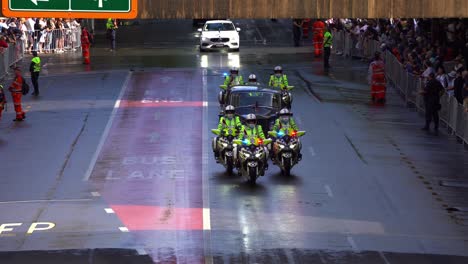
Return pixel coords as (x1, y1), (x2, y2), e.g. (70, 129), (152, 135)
(136, 248), (148, 255)
(91, 192), (101, 197)
(104, 208), (115, 214)
(201, 68), (213, 264)
(154, 111), (160, 121)
(347, 236), (359, 252)
(324, 185), (334, 198)
(83, 72), (133, 181)
(119, 227), (129, 232)
(203, 208), (211, 230)
(0, 199), (92, 204)
(308, 146), (316, 157)
(379, 251), (391, 264)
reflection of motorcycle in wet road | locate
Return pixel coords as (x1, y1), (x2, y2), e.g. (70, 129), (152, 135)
(268, 130), (305, 176)
(233, 138), (272, 184)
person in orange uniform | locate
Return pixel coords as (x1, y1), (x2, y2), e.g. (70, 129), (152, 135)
(81, 27), (91, 64)
(368, 52), (387, 104)
(312, 19), (326, 57)
(9, 67), (26, 121)
(0, 85), (6, 121)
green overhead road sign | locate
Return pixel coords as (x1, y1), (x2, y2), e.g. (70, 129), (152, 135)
(2, 0), (138, 18)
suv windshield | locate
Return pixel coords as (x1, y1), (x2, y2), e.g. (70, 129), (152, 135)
(230, 92), (280, 108)
(204, 22), (235, 31)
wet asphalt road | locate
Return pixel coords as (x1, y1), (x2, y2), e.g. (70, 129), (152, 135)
(0, 19), (468, 263)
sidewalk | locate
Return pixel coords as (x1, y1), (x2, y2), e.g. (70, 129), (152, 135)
(297, 54), (468, 226)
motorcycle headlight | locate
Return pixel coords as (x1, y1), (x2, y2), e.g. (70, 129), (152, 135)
(278, 144), (285, 149)
(255, 153), (262, 158)
(289, 144), (296, 149)
(222, 142), (228, 148)
(242, 152), (250, 158)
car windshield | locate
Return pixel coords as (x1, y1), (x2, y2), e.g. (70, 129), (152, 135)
(204, 22), (235, 31)
(230, 92), (280, 109)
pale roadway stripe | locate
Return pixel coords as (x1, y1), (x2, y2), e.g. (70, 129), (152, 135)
(308, 146), (316, 156)
(0, 199), (92, 204)
(119, 227), (129, 232)
(201, 68), (213, 264)
(203, 208), (211, 230)
(324, 185), (334, 198)
(83, 72), (133, 181)
(91, 192), (101, 197)
(347, 236), (359, 252)
(379, 251), (391, 264)
(104, 208), (115, 214)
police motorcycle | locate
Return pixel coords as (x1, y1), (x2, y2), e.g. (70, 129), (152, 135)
(268, 129), (305, 176)
(211, 129), (236, 175)
(279, 85), (294, 109)
(233, 136), (272, 184)
(269, 66), (294, 109)
(219, 67), (243, 109)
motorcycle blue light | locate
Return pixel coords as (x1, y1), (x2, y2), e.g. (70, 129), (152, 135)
(223, 72), (228, 77)
(277, 130), (285, 137)
(242, 139), (250, 145)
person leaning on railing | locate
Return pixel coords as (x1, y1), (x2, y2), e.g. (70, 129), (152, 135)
(0, 36), (8, 54)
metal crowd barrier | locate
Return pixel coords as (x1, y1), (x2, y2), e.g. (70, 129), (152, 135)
(0, 43), (25, 80)
(336, 31), (468, 146)
(26, 27), (82, 53)
(384, 48), (468, 144)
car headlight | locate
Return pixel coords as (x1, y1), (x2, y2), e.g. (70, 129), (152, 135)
(202, 37), (208, 41)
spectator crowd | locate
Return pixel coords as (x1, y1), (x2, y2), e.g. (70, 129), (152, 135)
(329, 18), (468, 112)
(0, 17), (82, 54)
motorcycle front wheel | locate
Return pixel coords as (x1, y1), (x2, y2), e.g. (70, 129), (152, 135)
(248, 167), (257, 184)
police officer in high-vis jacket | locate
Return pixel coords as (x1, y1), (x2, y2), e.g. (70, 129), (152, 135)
(213, 105), (242, 162)
(223, 67), (244, 89)
(30, 51), (41, 96)
(269, 66), (289, 89)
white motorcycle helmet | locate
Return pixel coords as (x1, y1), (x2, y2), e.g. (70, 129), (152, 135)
(245, 114), (257, 128)
(230, 66), (239, 75)
(274, 66), (283, 77)
(279, 108), (292, 124)
(248, 74), (257, 83)
(225, 105), (235, 119)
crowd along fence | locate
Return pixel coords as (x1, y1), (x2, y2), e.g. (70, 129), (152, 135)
(335, 30), (468, 146)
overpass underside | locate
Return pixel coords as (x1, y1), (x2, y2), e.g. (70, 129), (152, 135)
(137, 0), (468, 19)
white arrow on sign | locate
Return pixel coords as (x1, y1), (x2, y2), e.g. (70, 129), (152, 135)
(31, 0), (49, 5)
(95, 0), (108, 8)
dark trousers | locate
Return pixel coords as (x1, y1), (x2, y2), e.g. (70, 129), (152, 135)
(110, 30), (116, 50)
(293, 27), (301, 46)
(31, 72), (40, 95)
(424, 104), (439, 129)
(324, 47), (331, 68)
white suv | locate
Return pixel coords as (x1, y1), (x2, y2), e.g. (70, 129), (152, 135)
(198, 20), (240, 52)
